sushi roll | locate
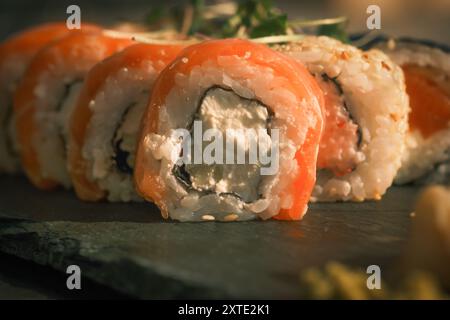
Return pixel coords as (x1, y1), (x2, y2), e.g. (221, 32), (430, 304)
(134, 39), (324, 221)
(68, 43), (185, 202)
(0, 23), (99, 174)
(276, 36), (409, 202)
(14, 32), (134, 190)
(370, 38), (450, 185)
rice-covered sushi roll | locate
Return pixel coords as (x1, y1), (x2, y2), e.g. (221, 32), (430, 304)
(68, 43), (185, 202)
(0, 23), (99, 174)
(370, 38), (450, 185)
(276, 36), (409, 202)
(134, 39), (324, 221)
(14, 32), (134, 190)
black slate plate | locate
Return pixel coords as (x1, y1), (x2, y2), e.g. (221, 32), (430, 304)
(0, 176), (419, 298)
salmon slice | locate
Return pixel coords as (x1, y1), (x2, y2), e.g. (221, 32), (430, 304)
(134, 39), (324, 220)
(315, 76), (360, 176)
(68, 43), (185, 201)
(0, 23), (100, 67)
(403, 64), (450, 139)
(14, 32), (134, 190)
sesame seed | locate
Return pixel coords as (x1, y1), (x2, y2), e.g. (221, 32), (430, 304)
(387, 39), (396, 50)
(390, 113), (399, 121)
(202, 215), (215, 221)
(224, 214), (238, 222)
(381, 61), (391, 71)
(340, 51), (350, 60)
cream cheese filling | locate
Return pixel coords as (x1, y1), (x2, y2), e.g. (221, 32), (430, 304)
(182, 87), (271, 203)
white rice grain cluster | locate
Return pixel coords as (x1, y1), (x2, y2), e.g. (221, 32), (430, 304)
(82, 62), (158, 202)
(277, 36), (410, 201)
(34, 69), (90, 187)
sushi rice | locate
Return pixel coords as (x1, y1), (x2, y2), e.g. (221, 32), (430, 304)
(277, 36), (410, 202)
(76, 66), (150, 201)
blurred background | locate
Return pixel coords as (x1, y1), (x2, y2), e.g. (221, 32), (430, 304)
(0, 0), (449, 43)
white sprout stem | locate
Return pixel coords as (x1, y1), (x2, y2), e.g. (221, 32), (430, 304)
(289, 16), (348, 27)
(250, 34), (305, 44)
(203, 2), (237, 19)
(350, 30), (382, 48)
(102, 29), (199, 45)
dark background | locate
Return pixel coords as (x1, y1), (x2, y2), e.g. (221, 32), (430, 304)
(0, 0), (449, 43)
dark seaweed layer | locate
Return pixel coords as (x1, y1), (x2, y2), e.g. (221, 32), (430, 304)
(112, 103), (136, 175)
(354, 33), (450, 53)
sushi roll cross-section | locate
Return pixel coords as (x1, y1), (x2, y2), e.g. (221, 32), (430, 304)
(134, 39), (325, 221)
(372, 38), (450, 185)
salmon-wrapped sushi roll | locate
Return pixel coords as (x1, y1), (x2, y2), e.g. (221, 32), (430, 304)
(277, 36), (409, 202)
(14, 32), (134, 190)
(68, 43), (185, 202)
(370, 38), (450, 185)
(0, 23), (99, 174)
(134, 39), (324, 221)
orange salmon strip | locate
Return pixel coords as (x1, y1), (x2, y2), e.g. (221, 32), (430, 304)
(0, 23), (99, 70)
(403, 64), (450, 138)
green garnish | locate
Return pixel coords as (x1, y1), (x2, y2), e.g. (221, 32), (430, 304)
(222, 0), (288, 38)
(145, 6), (167, 26)
(317, 24), (348, 43)
(143, 0), (350, 43)
(184, 0), (206, 35)
(249, 14), (288, 38)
